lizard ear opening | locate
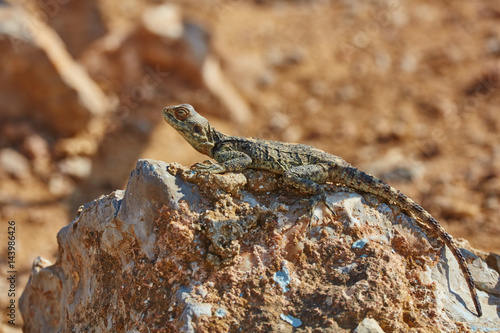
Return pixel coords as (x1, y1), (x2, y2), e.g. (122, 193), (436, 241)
(193, 125), (203, 134)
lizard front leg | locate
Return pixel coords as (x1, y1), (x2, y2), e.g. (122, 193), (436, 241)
(193, 151), (252, 174)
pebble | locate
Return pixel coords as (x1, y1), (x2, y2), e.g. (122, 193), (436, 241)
(280, 313), (302, 328)
(58, 156), (92, 179)
(353, 318), (385, 333)
(215, 308), (226, 318)
(267, 47), (305, 69)
(48, 174), (74, 196)
(142, 4), (183, 39)
(352, 238), (369, 250)
(273, 264), (291, 293)
(23, 134), (52, 176)
(0, 148), (31, 179)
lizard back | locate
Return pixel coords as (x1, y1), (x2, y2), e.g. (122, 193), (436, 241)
(214, 136), (346, 173)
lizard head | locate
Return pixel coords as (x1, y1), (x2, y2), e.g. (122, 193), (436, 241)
(162, 104), (215, 157)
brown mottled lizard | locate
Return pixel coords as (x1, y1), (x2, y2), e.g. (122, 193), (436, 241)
(162, 103), (482, 317)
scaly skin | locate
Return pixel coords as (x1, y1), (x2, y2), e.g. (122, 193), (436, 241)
(162, 103), (482, 317)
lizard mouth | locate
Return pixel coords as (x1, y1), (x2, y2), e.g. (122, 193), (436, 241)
(162, 106), (175, 120)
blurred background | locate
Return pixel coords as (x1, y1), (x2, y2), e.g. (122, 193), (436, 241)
(1, 0), (499, 329)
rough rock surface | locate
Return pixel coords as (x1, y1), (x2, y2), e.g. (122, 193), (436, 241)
(20, 160), (500, 332)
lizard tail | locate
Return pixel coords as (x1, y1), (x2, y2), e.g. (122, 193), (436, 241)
(330, 165), (482, 317)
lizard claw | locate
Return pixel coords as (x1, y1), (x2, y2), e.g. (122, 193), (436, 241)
(192, 162), (209, 169)
(192, 160), (214, 167)
(191, 161), (225, 173)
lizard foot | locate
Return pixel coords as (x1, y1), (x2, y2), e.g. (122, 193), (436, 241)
(191, 160), (225, 173)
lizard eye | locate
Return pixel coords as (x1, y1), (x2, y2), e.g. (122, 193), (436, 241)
(193, 125), (203, 134)
(174, 108), (189, 120)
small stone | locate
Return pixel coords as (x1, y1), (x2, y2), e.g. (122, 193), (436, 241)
(335, 263), (358, 275)
(401, 54), (418, 73)
(48, 174), (74, 197)
(379, 167), (414, 183)
(485, 37), (500, 55)
(142, 4), (183, 39)
(257, 70), (275, 88)
(273, 263), (291, 293)
(58, 157), (92, 179)
(267, 47), (305, 69)
(352, 238), (369, 250)
(353, 318), (385, 333)
(195, 286), (208, 298)
(23, 134), (49, 160)
(336, 85), (357, 101)
(0, 148), (31, 179)
(280, 313), (302, 328)
(375, 52), (391, 71)
(23, 134), (52, 176)
(215, 308), (226, 318)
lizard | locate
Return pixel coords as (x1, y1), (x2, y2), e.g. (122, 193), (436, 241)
(162, 103), (482, 317)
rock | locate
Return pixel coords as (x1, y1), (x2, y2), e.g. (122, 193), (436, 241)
(57, 156), (92, 179)
(18, 257), (55, 332)
(0, 148), (31, 179)
(267, 47), (305, 69)
(487, 252), (500, 274)
(48, 173), (74, 197)
(20, 160), (500, 332)
(83, 4), (252, 123)
(144, 4), (253, 123)
(0, 5), (109, 139)
(353, 318), (385, 333)
(176, 287), (213, 333)
(280, 313), (302, 328)
(23, 134), (52, 177)
(32, 0), (107, 58)
(361, 148), (422, 183)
